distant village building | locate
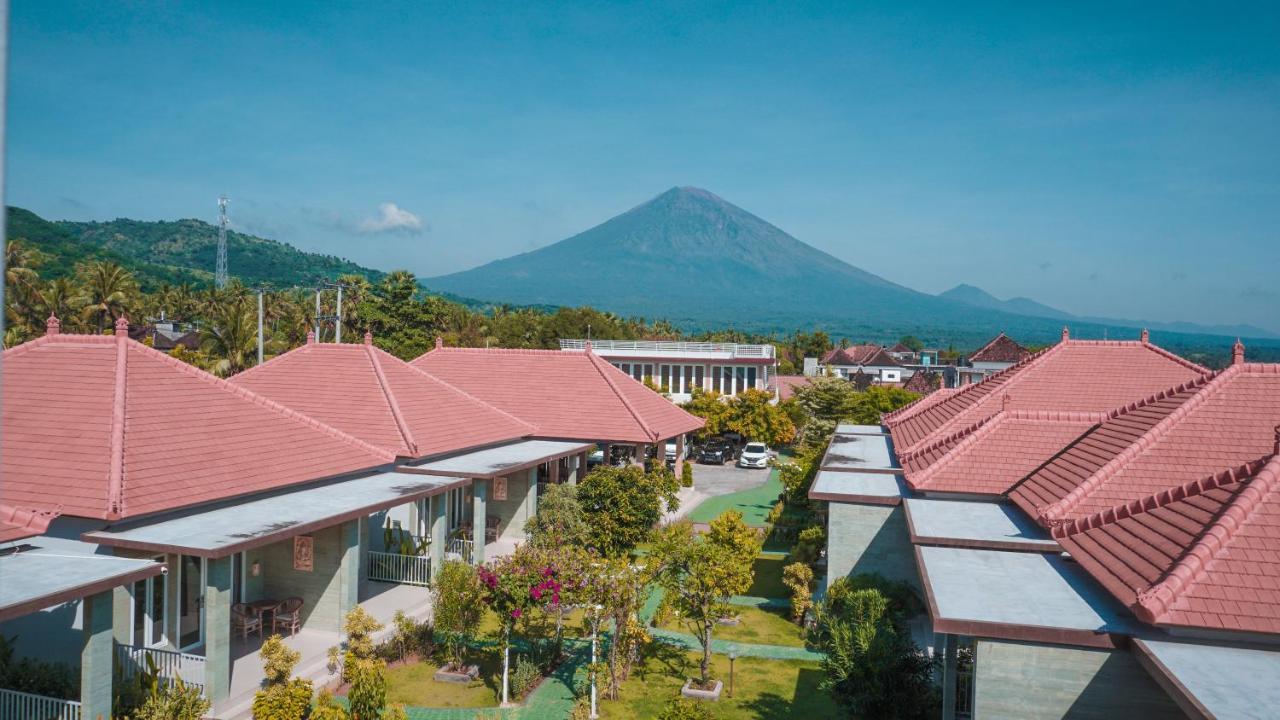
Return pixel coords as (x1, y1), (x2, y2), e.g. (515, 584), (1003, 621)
(957, 331), (1031, 384)
(803, 344), (906, 384)
(558, 339), (777, 402)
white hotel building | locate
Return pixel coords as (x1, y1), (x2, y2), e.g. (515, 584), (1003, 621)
(559, 339), (777, 402)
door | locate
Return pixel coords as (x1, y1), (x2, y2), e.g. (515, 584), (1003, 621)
(178, 554), (206, 650)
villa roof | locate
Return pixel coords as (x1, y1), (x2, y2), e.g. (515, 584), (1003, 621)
(0, 504), (60, 543)
(1054, 455), (1280, 634)
(883, 332), (1209, 453)
(902, 410), (1102, 495)
(773, 375), (811, 401)
(821, 345), (901, 367)
(888, 342), (914, 354)
(411, 342), (704, 443)
(968, 332), (1031, 364)
(231, 334), (535, 458)
(1037, 361), (1280, 524)
(901, 370), (940, 395)
(1, 320), (395, 521)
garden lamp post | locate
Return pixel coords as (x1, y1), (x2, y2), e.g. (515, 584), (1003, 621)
(728, 650), (738, 698)
(590, 603), (603, 719)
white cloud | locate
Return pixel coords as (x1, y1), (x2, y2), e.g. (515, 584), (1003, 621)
(359, 202), (425, 234)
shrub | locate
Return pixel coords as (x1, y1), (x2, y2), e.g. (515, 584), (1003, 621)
(310, 690), (351, 720)
(0, 635), (77, 700)
(782, 562), (815, 625)
(252, 635), (313, 720)
(680, 461), (694, 487)
(385, 610), (433, 663)
(260, 635), (301, 686)
(791, 525), (825, 565)
(765, 500), (784, 525)
(384, 704), (409, 720)
(510, 655), (542, 700)
(127, 676), (210, 720)
(657, 696), (716, 720)
(347, 658), (387, 720)
(434, 560), (486, 670)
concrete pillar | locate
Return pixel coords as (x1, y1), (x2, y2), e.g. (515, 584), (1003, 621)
(80, 590), (114, 720)
(356, 515), (370, 585)
(549, 459), (561, 484)
(472, 479), (488, 565)
(675, 434), (686, 477)
(339, 519), (361, 621)
(112, 585), (132, 645)
(575, 452), (588, 484)
(430, 493), (447, 577)
(204, 556), (233, 704)
(941, 633), (958, 720)
(526, 468), (539, 524)
(634, 444), (646, 467)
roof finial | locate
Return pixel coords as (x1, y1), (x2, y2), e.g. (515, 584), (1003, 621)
(306, 330), (316, 345)
(434, 336), (444, 350)
(45, 315), (61, 336)
(1002, 393), (1011, 411)
(363, 331), (373, 346)
(1140, 328), (1150, 343)
(1232, 338), (1245, 366)
(584, 339), (593, 352)
(1061, 326), (1070, 342)
(114, 315), (129, 336)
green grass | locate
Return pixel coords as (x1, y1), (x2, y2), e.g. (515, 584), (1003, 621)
(747, 552), (790, 598)
(374, 657), (502, 709)
(686, 466), (784, 527)
(658, 605), (807, 648)
(598, 647), (835, 719)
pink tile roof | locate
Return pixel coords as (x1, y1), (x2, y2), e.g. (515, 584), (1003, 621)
(902, 410), (1102, 495)
(411, 343), (705, 443)
(821, 345), (901, 367)
(1037, 362), (1280, 524)
(968, 332), (1031, 364)
(1054, 455), (1280, 634)
(884, 334), (1209, 453)
(2, 320), (395, 521)
(231, 334), (535, 458)
(0, 504), (60, 543)
(773, 375), (811, 402)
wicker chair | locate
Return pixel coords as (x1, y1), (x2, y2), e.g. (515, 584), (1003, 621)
(485, 515), (501, 543)
(272, 597), (304, 637)
(231, 603), (262, 640)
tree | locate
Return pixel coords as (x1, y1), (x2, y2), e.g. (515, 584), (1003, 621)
(680, 388), (731, 438)
(579, 555), (654, 699)
(201, 294), (258, 376)
(479, 545), (563, 704)
(782, 562), (815, 625)
(725, 388), (797, 446)
(432, 560), (485, 672)
(578, 464), (679, 557)
(75, 260), (136, 332)
(651, 512), (761, 688)
(524, 483), (589, 549)
(898, 335), (923, 352)
(811, 576), (937, 719)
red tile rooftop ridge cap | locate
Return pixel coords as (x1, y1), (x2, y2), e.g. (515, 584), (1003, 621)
(1038, 363), (1268, 524)
(45, 315), (60, 336)
(1098, 375), (1214, 423)
(435, 336), (443, 350)
(364, 331), (373, 346)
(107, 317), (130, 519)
(307, 330), (316, 344)
(425, 346), (583, 356)
(897, 413), (999, 465)
(585, 350), (660, 442)
(882, 386), (957, 425)
(1132, 455), (1279, 625)
(1140, 328), (1150, 343)
(0, 503), (62, 540)
(365, 342), (419, 457)
(1062, 326), (1070, 341)
(1233, 338), (1245, 365)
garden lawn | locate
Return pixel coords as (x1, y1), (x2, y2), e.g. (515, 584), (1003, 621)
(375, 657), (501, 709)
(685, 466), (784, 527)
(598, 648), (835, 719)
(658, 605), (807, 648)
(746, 552), (790, 599)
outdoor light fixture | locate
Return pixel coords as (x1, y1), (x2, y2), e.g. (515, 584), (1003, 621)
(728, 650), (738, 698)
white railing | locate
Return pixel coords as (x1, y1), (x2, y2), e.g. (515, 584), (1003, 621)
(115, 644), (207, 695)
(367, 550), (432, 586)
(445, 538), (474, 564)
(0, 688), (81, 720)
(560, 339), (775, 359)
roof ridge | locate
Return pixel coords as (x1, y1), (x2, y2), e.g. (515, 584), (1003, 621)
(228, 341), (319, 379)
(585, 350), (659, 442)
(365, 344), (419, 457)
(970, 332), (1007, 359)
(908, 411), (1012, 490)
(1003, 409), (1109, 423)
(419, 346), (581, 357)
(1135, 338), (1214, 375)
(883, 386), (956, 425)
(1099, 375), (1214, 422)
(898, 413), (997, 464)
(125, 339), (397, 463)
(385, 346), (538, 435)
(1132, 455), (1280, 624)
(107, 322), (129, 519)
(1038, 365), (1238, 524)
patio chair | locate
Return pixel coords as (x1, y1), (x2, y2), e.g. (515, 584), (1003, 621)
(231, 602), (262, 640)
(272, 596), (304, 637)
(485, 515), (501, 544)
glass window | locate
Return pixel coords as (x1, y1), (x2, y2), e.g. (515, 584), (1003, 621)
(132, 580), (146, 646)
(746, 367), (757, 389)
(694, 365), (705, 391)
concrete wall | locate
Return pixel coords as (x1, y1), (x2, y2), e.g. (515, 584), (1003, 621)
(260, 524), (346, 632)
(487, 471), (534, 540)
(825, 501), (920, 592)
(973, 639), (1186, 720)
(0, 600), (84, 666)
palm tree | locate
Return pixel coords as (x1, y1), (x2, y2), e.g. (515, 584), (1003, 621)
(41, 277), (85, 332)
(75, 261), (137, 333)
(202, 296), (257, 376)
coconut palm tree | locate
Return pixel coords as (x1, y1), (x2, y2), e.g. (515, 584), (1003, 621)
(75, 261), (137, 333)
(201, 296), (257, 376)
(41, 277), (85, 332)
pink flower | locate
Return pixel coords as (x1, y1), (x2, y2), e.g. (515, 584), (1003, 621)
(531, 587), (543, 600)
(511, 609), (522, 619)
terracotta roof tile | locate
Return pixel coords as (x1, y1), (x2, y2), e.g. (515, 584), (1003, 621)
(411, 345), (704, 443)
(821, 345), (901, 367)
(232, 339), (535, 458)
(0, 504), (60, 543)
(772, 375), (811, 402)
(968, 332), (1032, 364)
(1055, 455), (1280, 634)
(901, 370), (940, 395)
(2, 327), (394, 520)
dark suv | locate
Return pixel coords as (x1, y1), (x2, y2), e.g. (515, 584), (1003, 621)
(698, 439), (734, 465)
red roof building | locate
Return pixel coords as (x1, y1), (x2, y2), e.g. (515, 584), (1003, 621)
(772, 375), (811, 401)
(412, 342), (704, 444)
(231, 332), (535, 459)
(968, 332), (1031, 365)
(1, 318), (394, 521)
(821, 344), (902, 368)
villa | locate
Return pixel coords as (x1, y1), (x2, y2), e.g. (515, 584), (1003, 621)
(557, 338), (778, 403)
(815, 328), (1280, 719)
(0, 319), (702, 719)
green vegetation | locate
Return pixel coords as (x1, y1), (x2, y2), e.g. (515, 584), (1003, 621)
(658, 605), (807, 648)
(681, 388), (797, 446)
(745, 553), (789, 599)
(524, 483), (589, 549)
(578, 464), (680, 557)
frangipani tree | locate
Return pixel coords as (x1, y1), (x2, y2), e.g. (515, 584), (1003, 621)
(479, 548), (563, 704)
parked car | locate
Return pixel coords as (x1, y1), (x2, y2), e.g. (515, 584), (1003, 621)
(698, 439), (734, 465)
(738, 442), (771, 469)
(587, 448), (605, 468)
(664, 441), (691, 464)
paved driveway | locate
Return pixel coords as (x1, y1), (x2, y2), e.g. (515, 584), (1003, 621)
(664, 460), (775, 524)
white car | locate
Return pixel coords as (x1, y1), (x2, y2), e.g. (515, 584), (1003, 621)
(738, 442), (770, 469)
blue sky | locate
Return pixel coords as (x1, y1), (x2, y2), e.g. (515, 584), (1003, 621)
(8, 1), (1280, 331)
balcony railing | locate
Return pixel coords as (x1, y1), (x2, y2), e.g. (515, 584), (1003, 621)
(560, 339), (775, 359)
(445, 538), (474, 564)
(368, 551), (432, 587)
(0, 688), (81, 720)
(115, 644), (207, 696)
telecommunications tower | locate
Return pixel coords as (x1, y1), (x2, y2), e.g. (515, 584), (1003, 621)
(215, 195), (229, 288)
